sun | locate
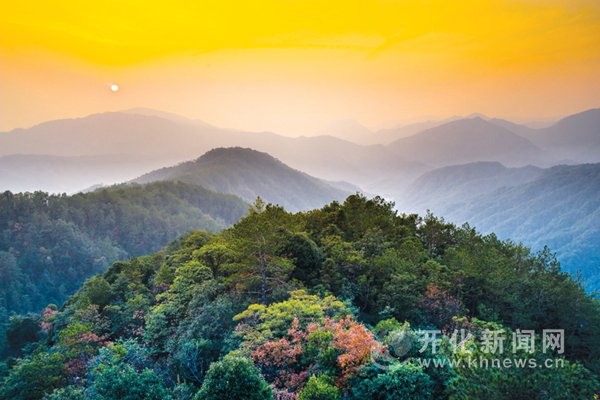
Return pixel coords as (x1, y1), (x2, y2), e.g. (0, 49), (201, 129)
(110, 84), (119, 92)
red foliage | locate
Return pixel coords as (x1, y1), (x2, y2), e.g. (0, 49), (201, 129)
(322, 316), (378, 386)
(40, 306), (58, 333)
(129, 310), (146, 336)
(252, 318), (307, 391)
(272, 387), (298, 400)
(63, 331), (111, 381)
(250, 316), (379, 392)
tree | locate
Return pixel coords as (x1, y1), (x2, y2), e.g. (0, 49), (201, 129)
(417, 284), (465, 332)
(56, 322), (109, 380)
(144, 261), (214, 354)
(282, 232), (323, 284)
(0, 352), (66, 400)
(417, 212), (456, 258)
(349, 364), (434, 400)
(5, 315), (40, 358)
(169, 285), (240, 383)
(0, 251), (24, 313)
(82, 276), (113, 308)
(153, 264), (175, 291)
(194, 355), (273, 400)
(224, 199), (297, 305)
(87, 342), (173, 400)
(297, 375), (340, 400)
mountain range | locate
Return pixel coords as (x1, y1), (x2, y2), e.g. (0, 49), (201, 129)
(1, 107), (599, 291)
(0, 111), (422, 192)
(1, 108), (598, 196)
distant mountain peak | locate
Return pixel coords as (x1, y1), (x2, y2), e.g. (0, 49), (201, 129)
(404, 115), (536, 142)
(198, 146), (280, 161)
(447, 116), (497, 127)
(465, 112), (491, 120)
(527, 107), (600, 151)
(191, 147), (292, 170)
(550, 108), (600, 131)
(133, 147), (353, 212)
(388, 116), (543, 167)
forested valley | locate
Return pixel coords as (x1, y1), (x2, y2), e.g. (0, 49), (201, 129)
(0, 182), (246, 315)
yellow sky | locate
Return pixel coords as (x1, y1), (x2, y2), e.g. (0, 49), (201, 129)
(1, 0), (599, 134)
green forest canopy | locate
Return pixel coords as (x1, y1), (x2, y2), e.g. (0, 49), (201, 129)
(1, 195), (598, 399)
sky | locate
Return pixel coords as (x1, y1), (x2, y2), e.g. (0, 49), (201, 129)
(1, 0), (599, 135)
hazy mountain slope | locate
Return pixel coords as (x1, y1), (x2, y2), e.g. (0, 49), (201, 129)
(316, 116), (467, 145)
(483, 110), (600, 163)
(520, 109), (600, 163)
(402, 163), (600, 289)
(374, 117), (463, 144)
(400, 162), (543, 212)
(253, 135), (427, 190)
(0, 113), (212, 159)
(316, 119), (373, 145)
(0, 154), (169, 194)
(388, 117), (545, 167)
(121, 107), (217, 129)
(487, 118), (537, 138)
(533, 108), (600, 148)
(133, 147), (353, 212)
(0, 181), (248, 314)
(324, 179), (363, 193)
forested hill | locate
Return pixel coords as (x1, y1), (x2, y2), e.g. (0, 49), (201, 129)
(2, 195), (598, 399)
(0, 181), (247, 314)
(133, 147), (355, 212)
(402, 162), (600, 290)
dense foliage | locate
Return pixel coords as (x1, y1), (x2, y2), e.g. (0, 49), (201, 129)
(0, 181), (247, 316)
(1, 195), (598, 399)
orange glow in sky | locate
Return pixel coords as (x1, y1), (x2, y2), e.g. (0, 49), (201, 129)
(1, 0), (599, 134)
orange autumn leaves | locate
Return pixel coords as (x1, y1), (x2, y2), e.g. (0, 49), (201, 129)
(236, 291), (380, 393)
(328, 316), (377, 386)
